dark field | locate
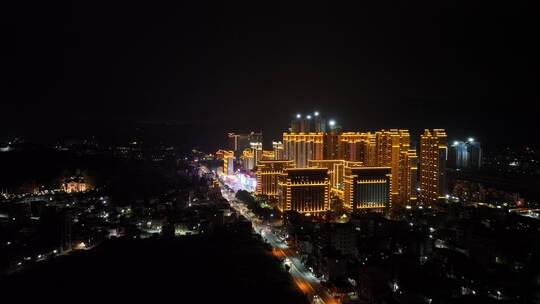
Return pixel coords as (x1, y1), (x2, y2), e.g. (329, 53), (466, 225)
(1, 231), (307, 303)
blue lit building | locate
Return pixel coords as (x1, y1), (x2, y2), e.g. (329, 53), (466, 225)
(448, 138), (482, 169)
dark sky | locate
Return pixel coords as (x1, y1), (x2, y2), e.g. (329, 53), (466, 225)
(2, 1), (538, 148)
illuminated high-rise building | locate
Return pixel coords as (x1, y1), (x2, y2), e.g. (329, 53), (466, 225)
(272, 141), (285, 160)
(299, 129), (419, 205)
(399, 149), (418, 204)
(250, 142), (263, 165)
(262, 150), (275, 160)
(338, 132), (376, 164)
(308, 160), (363, 198)
(248, 131), (263, 143)
(373, 129), (414, 204)
(312, 111), (326, 132)
(308, 159), (345, 193)
(290, 114), (306, 133)
(448, 141), (468, 169)
(448, 138), (482, 169)
(290, 112), (326, 133)
(323, 129), (341, 160)
(277, 168), (330, 214)
(224, 151), (235, 175)
(374, 130), (393, 166)
(240, 148), (255, 171)
(227, 132), (263, 158)
(216, 150), (235, 175)
(283, 132), (324, 168)
(467, 139), (482, 168)
(419, 129), (448, 204)
(227, 113), (448, 209)
(228, 133), (248, 158)
(343, 167), (391, 211)
(256, 160), (295, 200)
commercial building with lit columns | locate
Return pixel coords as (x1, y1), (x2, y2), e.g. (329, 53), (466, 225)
(307, 159), (363, 198)
(343, 167), (391, 211)
(255, 160), (295, 200)
(277, 168), (330, 214)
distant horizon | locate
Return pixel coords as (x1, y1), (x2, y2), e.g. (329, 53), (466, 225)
(0, 118), (535, 153)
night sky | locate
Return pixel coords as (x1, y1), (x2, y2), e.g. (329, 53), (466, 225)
(3, 2), (538, 148)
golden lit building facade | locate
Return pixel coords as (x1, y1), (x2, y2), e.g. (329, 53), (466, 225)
(337, 132), (376, 165)
(308, 160), (345, 192)
(307, 160), (363, 198)
(256, 160), (294, 200)
(373, 129), (414, 204)
(277, 168), (330, 214)
(419, 129), (448, 204)
(262, 150), (275, 160)
(241, 148), (255, 171)
(227, 117), (446, 209)
(283, 133), (324, 168)
(250, 142), (263, 165)
(323, 131), (340, 160)
(399, 149), (419, 204)
(301, 130), (419, 205)
(216, 150), (235, 175)
(63, 179), (88, 193)
(334, 130), (419, 205)
(272, 141), (285, 160)
(343, 167), (391, 211)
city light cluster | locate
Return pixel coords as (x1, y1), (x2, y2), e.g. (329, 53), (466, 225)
(220, 112), (449, 215)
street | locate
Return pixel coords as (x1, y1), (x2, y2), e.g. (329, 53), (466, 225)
(213, 167), (337, 304)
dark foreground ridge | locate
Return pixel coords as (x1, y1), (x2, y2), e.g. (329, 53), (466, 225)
(1, 230), (308, 304)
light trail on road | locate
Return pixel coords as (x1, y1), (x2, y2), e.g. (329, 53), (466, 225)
(212, 169), (337, 304)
